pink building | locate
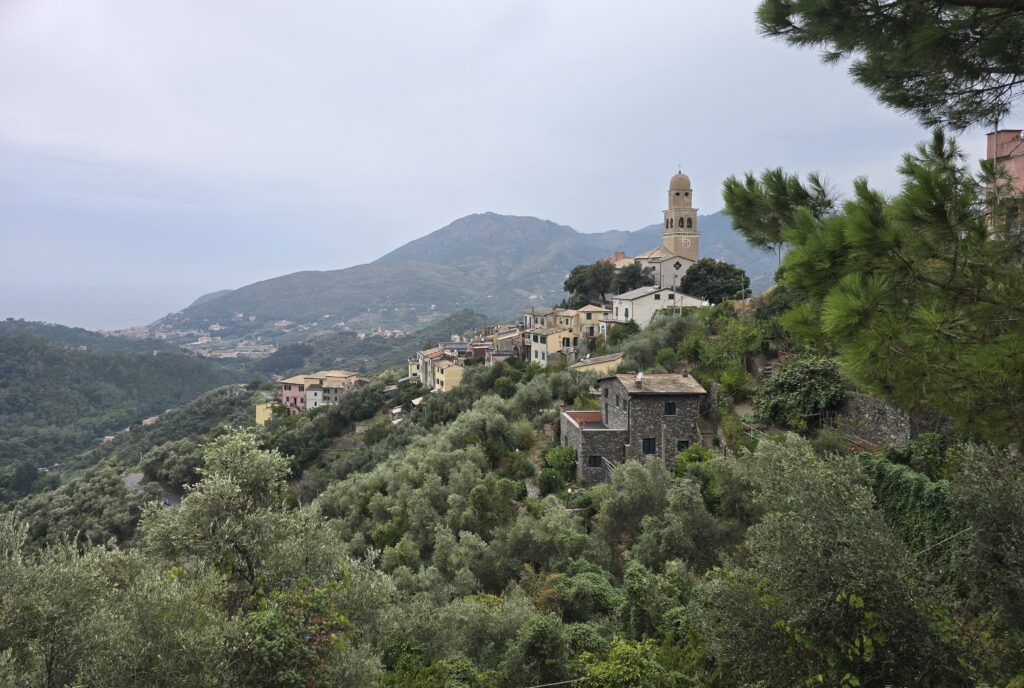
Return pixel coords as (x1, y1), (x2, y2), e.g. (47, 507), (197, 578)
(279, 369), (367, 415)
(988, 129), (1024, 194)
(280, 377), (307, 413)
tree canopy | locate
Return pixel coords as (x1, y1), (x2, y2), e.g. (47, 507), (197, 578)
(563, 261), (654, 308)
(722, 168), (835, 264)
(727, 131), (1024, 444)
(756, 0), (1024, 129)
(679, 258), (752, 303)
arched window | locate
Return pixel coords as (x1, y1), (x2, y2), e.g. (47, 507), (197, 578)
(678, 218), (684, 228)
(665, 219), (669, 229)
(669, 218), (674, 228)
(686, 217), (692, 229)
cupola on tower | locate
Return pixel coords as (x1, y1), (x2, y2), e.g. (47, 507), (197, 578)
(663, 172), (699, 262)
(633, 171), (702, 289)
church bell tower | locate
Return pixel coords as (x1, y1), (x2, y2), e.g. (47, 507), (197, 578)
(662, 172), (699, 262)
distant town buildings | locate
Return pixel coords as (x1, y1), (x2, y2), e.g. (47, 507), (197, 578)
(410, 340), (469, 393)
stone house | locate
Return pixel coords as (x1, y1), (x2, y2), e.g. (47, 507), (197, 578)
(559, 372), (706, 483)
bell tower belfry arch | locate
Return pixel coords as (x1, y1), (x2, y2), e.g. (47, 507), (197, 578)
(662, 171), (699, 262)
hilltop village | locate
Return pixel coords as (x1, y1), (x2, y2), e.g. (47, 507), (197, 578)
(265, 172), (716, 482)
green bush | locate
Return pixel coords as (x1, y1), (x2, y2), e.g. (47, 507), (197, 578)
(545, 446), (577, 482)
(718, 363), (751, 401)
(655, 347), (679, 372)
(810, 429), (849, 456)
(674, 445), (716, 476)
(606, 321), (640, 346)
(753, 356), (844, 430)
(538, 468), (565, 495)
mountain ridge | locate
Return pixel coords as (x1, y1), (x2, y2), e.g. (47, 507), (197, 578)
(151, 211), (774, 341)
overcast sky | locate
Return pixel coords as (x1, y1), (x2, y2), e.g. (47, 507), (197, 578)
(0, 0), (1002, 329)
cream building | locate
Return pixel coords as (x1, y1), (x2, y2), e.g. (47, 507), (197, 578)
(605, 286), (708, 330)
(635, 172), (701, 289)
(433, 359), (465, 392)
(527, 325), (579, 367)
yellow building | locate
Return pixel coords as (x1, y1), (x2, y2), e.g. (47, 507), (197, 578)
(577, 304), (611, 340)
(554, 308), (580, 331)
(434, 359), (465, 392)
(569, 351), (624, 377)
(255, 401), (276, 426)
(407, 357), (420, 381)
(527, 325), (579, 367)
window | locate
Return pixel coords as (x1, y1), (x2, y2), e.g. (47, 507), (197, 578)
(642, 438), (656, 455)
(673, 261), (682, 270)
(654, 293), (661, 300)
(615, 307), (619, 317)
(678, 217), (684, 227)
(588, 456), (603, 468)
(677, 439), (690, 452)
(602, 388), (608, 397)
(664, 402), (676, 416)
(624, 308), (630, 319)
(669, 218), (674, 228)
(687, 217), (693, 228)
(586, 312), (592, 320)
(668, 293), (675, 300)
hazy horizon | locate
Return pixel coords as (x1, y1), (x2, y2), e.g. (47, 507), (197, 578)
(1, 1), (1008, 329)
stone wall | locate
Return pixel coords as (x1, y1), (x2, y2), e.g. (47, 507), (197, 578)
(601, 378), (631, 434)
(835, 391), (945, 449)
(559, 413), (628, 484)
(625, 394), (702, 471)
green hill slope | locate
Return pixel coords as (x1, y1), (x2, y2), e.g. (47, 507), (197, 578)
(0, 333), (243, 471)
(0, 318), (179, 353)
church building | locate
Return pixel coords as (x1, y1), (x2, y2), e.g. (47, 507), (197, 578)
(634, 172), (701, 289)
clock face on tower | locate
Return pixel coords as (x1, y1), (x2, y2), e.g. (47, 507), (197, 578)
(682, 238), (691, 248)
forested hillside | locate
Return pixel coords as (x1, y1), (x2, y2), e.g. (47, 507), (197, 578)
(0, 319), (178, 353)
(4, 1), (1024, 684)
(3, 275), (1023, 684)
(0, 333), (242, 477)
(11, 383), (258, 546)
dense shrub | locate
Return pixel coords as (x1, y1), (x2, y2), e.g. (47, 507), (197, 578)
(753, 356), (844, 430)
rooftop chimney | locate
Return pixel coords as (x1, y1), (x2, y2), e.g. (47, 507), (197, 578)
(635, 371), (644, 390)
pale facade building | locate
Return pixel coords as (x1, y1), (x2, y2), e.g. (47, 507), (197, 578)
(606, 286), (708, 330)
(635, 172), (701, 289)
